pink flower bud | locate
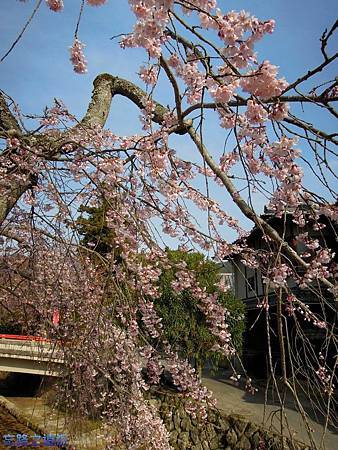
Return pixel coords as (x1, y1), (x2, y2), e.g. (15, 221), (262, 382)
(46, 0), (63, 12)
(69, 39), (88, 74)
(86, 0), (107, 5)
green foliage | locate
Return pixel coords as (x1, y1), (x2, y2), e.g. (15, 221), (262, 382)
(155, 250), (245, 371)
(0, 314), (22, 334)
(76, 201), (123, 266)
(76, 202), (115, 256)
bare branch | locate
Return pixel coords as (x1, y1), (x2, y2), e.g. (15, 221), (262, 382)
(182, 95), (338, 118)
(282, 52), (338, 94)
(320, 20), (338, 61)
(283, 116), (338, 145)
(0, 0), (43, 63)
(160, 56), (183, 122)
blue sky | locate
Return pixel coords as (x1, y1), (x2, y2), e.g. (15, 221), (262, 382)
(0, 0), (337, 245)
(1, 1), (336, 123)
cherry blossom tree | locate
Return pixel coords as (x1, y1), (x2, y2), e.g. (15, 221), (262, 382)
(0, 1), (337, 448)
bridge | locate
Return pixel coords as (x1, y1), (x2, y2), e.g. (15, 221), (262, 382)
(0, 334), (64, 376)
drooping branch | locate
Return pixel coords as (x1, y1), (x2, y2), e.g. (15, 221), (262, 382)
(0, 0), (43, 64)
(187, 126), (334, 291)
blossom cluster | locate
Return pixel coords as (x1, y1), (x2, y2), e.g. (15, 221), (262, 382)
(46, 0), (63, 12)
(240, 61), (288, 99)
(121, 0), (174, 57)
(69, 39), (88, 74)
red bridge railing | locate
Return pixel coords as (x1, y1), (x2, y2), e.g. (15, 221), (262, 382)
(0, 334), (51, 343)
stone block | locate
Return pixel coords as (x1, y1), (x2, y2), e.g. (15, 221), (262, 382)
(169, 430), (178, 445)
(199, 430), (208, 441)
(181, 416), (192, 431)
(166, 419), (174, 432)
(244, 422), (259, 437)
(178, 431), (190, 443)
(219, 418), (230, 432)
(206, 423), (217, 439)
(233, 418), (248, 436)
(209, 435), (221, 450)
(177, 431), (190, 450)
(235, 434), (251, 450)
(250, 431), (263, 448)
(173, 411), (181, 429)
(190, 429), (200, 445)
(202, 440), (210, 450)
(226, 429), (238, 446)
(177, 405), (185, 417)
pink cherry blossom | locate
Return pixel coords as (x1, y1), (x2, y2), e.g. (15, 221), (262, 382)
(69, 39), (88, 74)
(139, 64), (159, 85)
(240, 60), (288, 99)
(46, 0), (63, 11)
(269, 102), (289, 120)
(86, 0), (107, 6)
(245, 100), (268, 123)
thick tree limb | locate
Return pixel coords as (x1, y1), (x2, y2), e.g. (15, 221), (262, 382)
(0, 92), (31, 227)
(81, 73), (169, 129)
(0, 180), (33, 229)
(0, 92), (22, 136)
(0, 73), (190, 228)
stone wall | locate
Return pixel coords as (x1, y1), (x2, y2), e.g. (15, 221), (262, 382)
(147, 388), (313, 450)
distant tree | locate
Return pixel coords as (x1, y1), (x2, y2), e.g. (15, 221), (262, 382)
(77, 202), (114, 256)
(156, 249), (245, 376)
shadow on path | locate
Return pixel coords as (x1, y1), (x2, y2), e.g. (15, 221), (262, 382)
(202, 369), (337, 450)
